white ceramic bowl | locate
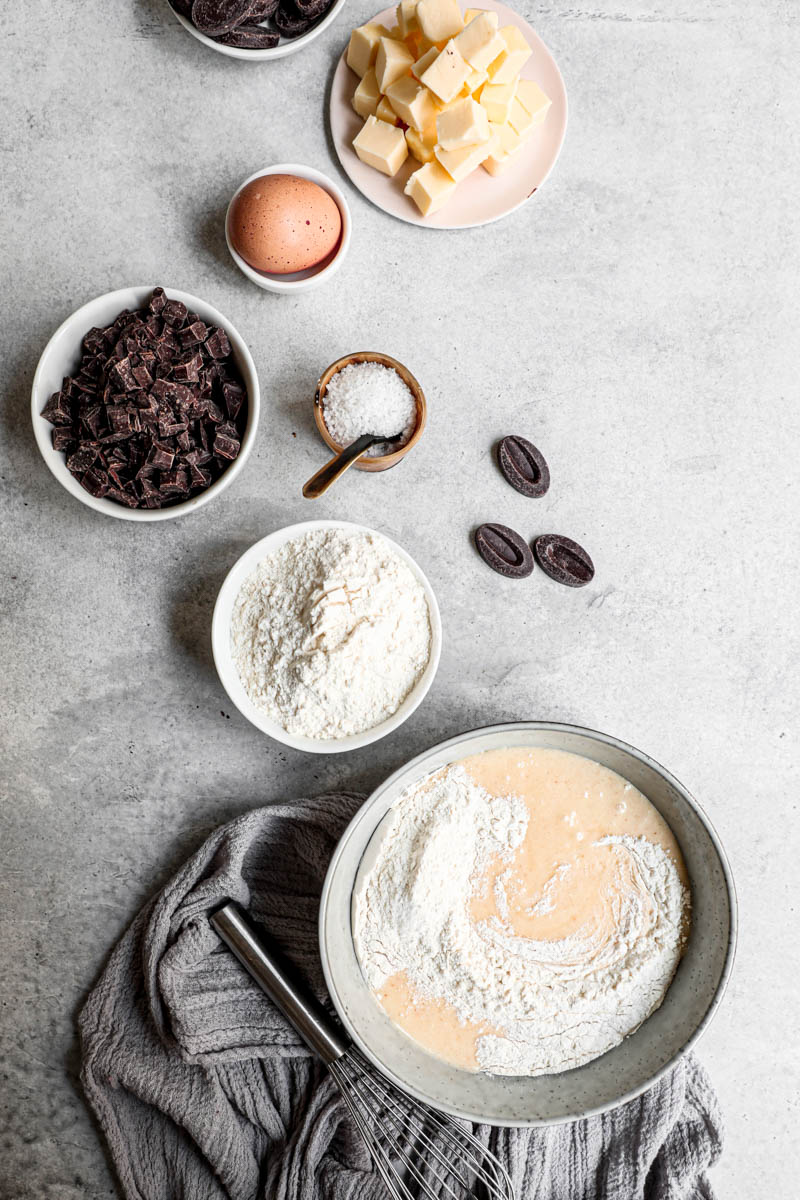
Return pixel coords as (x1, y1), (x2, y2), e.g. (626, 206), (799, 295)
(31, 285), (260, 523)
(319, 722), (737, 1125)
(167, 0), (347, 60)
(212, 520), (442, 752)
(226, 165), (352, 293)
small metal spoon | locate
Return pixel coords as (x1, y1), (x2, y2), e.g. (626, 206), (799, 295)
(302, 430), (403, 499)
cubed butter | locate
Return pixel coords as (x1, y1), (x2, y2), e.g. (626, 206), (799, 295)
(488, 25), (531, 84)
(464, 66), (488, 94)
(436, 95), (490, 151)
(385, 75), (439, 131)
(516, 79), (551, 123)
(353, 114), (409, 176)
(507, 95), (535, 137)
(464, 6), (490, 21)
(434, 128), (498, 181)
(396, 0), (419, 37)
(347, 22), (389, 78)
(404, 161), (458, 215)
(412, 45), (440, 80)
(376, 95), (400, 123)
(419, 40), (471, 103)
(375, 36), (415, 92)
(405, 121), (438, 163)
(352, 68), (381, 119)
(415, 0), (462, 43)
(481, 119), (523, 175)
(479, 78), (518, 123)
(454, 12), (503, 72)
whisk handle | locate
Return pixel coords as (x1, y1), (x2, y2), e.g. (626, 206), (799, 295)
(210, 901), (350, 1065)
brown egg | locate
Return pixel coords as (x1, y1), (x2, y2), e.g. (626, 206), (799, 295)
(229, 174), (343, 275)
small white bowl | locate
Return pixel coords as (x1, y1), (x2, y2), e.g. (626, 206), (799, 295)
(212, 520), (442, 753)
(225, 165), (352, 294)
(31, 285), (260, 523)
(166, 0), (347, 60)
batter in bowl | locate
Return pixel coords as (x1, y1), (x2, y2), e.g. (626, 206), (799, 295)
(353, 747), (691, 1076)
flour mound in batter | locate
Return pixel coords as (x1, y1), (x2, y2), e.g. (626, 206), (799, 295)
(354, 755), (691, 1077)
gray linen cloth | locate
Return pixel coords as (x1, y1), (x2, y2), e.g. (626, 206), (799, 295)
(80, 795), (723, 1200)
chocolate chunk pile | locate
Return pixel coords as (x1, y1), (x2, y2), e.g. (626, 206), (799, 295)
(172, 0), (335, 47)
(41, 288), (247, 510)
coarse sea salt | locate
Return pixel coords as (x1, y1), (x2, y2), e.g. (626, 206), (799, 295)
(323, 361), (417, 458)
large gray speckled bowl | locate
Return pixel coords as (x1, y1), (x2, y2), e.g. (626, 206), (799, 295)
(318, 722), (737, 1126)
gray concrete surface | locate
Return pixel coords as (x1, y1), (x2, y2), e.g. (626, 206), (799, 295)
(1, 0), (798, 1195)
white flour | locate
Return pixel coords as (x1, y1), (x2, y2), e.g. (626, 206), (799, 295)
(231, 528), (431, 740)
(353, 764), (689, 1076)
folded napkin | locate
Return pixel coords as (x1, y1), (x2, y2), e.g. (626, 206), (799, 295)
(79, 795), (723, 1200)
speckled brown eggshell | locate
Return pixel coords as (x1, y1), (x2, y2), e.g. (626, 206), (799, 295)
(229, 175), (342, 275)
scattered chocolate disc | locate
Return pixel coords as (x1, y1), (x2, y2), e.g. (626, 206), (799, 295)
(215, 22), (279, 44)
(497, 435), (550, 498)
(191, 0), (252, 34)
(246, 0), (279, 18)
(272, 2), (313, 35)
(475, 523), (534, 579)
(533, 535), (594, 587)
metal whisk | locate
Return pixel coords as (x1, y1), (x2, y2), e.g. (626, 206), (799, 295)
(211, 902), (514, 1200)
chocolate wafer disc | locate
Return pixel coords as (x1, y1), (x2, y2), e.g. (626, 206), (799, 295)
(272, 1), (314, 35)
(216, 22), (280, 45)
(191, 0), (252, 34)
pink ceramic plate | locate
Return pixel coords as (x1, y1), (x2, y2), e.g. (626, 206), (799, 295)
(329, 1), (567, 229)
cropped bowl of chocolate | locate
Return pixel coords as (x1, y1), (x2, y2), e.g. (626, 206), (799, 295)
(226, 165), (351, 293)
(31, 286), (260, 522)
(167, 0), (347, 60)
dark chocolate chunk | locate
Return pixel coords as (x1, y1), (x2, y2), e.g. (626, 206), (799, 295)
(272, 3), (313, 36)
(160, 468), (190, 497)
(533, 535), (595, 588)
(149, 288), (166, 313)
(41, 390), (73, 425)
(215, 23), (280, 45)
(179, 320), (209, 347)
(52, 427), (75, 454)
(475, 523), (534, 579)
(497, 435), (550, 499)
(204, 328), (231, 358)
(191, 0), (253, 33)
(82, 467), (109, 498)
(66, 445), (98, 476)
(161, 299), (188, 328)
(213, 427), (240, 460)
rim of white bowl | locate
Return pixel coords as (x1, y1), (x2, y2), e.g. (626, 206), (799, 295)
(31, 285), (260, 522)
(212, 520), (442, 753)
(318, 720), (738, 1125)
(166, 0), (347, 60)
(225, 164), (352, 293)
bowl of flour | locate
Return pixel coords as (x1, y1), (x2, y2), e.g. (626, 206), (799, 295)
(319, 722), (737, 1125)
(212, 521), (441, 752)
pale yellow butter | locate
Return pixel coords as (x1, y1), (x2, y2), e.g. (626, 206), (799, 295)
(404, 161), (458, 215)
(375, 36), (415, 92)
(352, 68), (381, 119)
(419, 40), (472, 103)
(488, 26), (531, 85)
(405, 121), (438, 163)
(454, 12), (503, 72)
(353, 114), (409, 176)
(479, 78), (518, 123)
(516, 79), (551, 123)
(416, 0), (463, 44)
(396, 0), (419, 37)
(376, 95), (399, 123)
(436, 96), (490, 150)
(434, 128), (498, 181)
(481, 119), (524, 175)
(464, 66), (488, 94)
(412, 45), (440, 80)
(347, 22), (390, 78)
(385, 76), (439, 131)
(507, 95), (535, 137)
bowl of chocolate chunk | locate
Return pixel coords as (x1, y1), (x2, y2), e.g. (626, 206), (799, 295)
(167, 0), (347, 60)
(226, 165), (351, 293)
(31, 286), (259, 521)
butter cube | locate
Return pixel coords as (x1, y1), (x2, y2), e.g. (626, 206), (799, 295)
(385, 76), (439, 131)
(375, 36), (415, 91)
(434, 128), (498, 181)
(352, 68), (381, 119)
(404, 161), (458, 215)
(353, 115), (409, 176)
(517, 79), (551, 124)
(396, 0), (419, 37)
(416, 0), (462, 43)
(508, 95), (535, 137)
(419, 40), (471, 103)
(464, 6), (490, 21)
(481, 119), (523, 175)
(436, 96), (490, 151)
(376, 95), (400, 124)
(454, 12), (503, 72)
(412, 45), (439, 80)
(464, 66), (488, 94)
(347, 22), (390, 78)
(479, 78), (517, 123)
(488, 26), (531, 84)
(405, 121), (438, 163)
